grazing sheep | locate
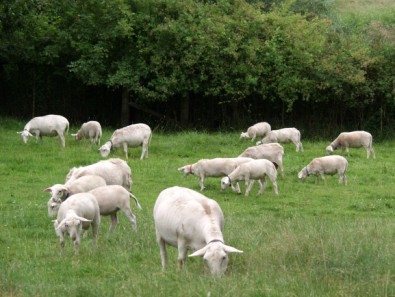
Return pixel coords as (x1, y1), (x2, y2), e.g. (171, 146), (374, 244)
(45, 175), (107, 217)
(71, 121), (102, 145)
(221, 159), (279, 196)
(65, 158), (132, 190)
(238, 143), (285, 178)
(99, 123), (152, 160)
(326, 131), (375, 159)
(178, 157), (254, 191)
(17, 114), (69, 147)
(53, 193), (100, 256)
(89, 185), (142, 235)
(257, 127), (303, 152)
(153, 186), (243, 276)
(298, 155), (348, 185)
(240, 122), (271, 141)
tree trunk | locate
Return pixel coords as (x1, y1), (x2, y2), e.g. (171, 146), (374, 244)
(180, 95), (189, 126)
(121, 87), (130, 126)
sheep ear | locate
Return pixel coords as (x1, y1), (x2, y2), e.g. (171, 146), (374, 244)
(223, 245), (243, 254)
(76, 216), (92, 223)
(71, 133), (77, 136)
(189, 246), (208, 258)
(177, 166), (186, 172)
(17, 131), (22, 134)
(44, 187), (52, 193)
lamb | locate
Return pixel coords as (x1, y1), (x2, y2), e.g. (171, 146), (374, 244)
(238, 143), (285, 178)
(45, 175), (107, 217)
(17, 114), (69, 147)
(65, 158), (132, 190)
(99, 123), (152, 160)
(89, 185), (142, 235)
(256, 127), (303, 152)
(71, 121), (102, 145)
(297, 155), (348, 185)
(221, 159), (279, 196)
(153, 186), (243, 276)
(53, 193), (100, 256)
(326, 131), (375, 159)
(177, 157), (254, 191)
(240, 122), (271, 141)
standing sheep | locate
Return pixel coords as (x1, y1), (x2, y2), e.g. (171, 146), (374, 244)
(326, 131), (375, 159)
(45, 175), (107, 217)
(257, 127), (303, 152)
(53, 193), (100, 256)
(177, 157), (254, 191)
(240, 122), (271, 142)
(99, 123), (152, 160)
(65, 158), (132, 190)
(221, 159), (279, 196)
(89, 185), (142, 235)
(17, 114), (69, 147)
(238, 143), (285, 178)
(298, 155), (348, 185)
(71, 121), (102, 145)
(154, 186), (243, 276)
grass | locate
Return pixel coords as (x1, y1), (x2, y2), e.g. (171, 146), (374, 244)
(0, 117), (394, 296)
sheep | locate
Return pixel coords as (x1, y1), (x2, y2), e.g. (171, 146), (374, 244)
(257, 127), (303, 152)
(99, 123), (152, 160)
(326, 131), (375, 159)
(153, 186), (243, 276)
(177, 157), (254, 191)
(65, 158), (132, 190)
(89, 185), (142, 235)
(45, 175), (107, 217)
(297, 155), (348, 185)
(71, 121), (102, 145)
(17, 114), (69, 147)
(53, 193), (100, 256)
(240, 122), (271, 141)
(221, 159), (279, 196)
(238, 143), (285, 178)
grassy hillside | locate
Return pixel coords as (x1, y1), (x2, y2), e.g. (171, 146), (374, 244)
(0, 117), (394, 296)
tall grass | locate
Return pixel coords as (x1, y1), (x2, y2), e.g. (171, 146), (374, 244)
(0, 117), (394, 296)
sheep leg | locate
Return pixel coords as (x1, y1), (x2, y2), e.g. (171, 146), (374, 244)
(268, 175), (279, 195)
(279, 162), (285, 179)
(122, 207), (137, 231)
(320, 173), (327, 185)
(177, 240), (188, 270)
(299, 142), (304, 152)
(257, 178), (265, 195)
(57, 131), (65, 147)
(109, 213), (118, 235)
(232, 182), (241, 194)
(345, 147), (350, 157)
(142, 140), (149, 159)
(199, 175), (205, 191)
(156, 232), (167, 272)
(123, 143), (129, 159)
(92, 218), (100, 248)
(245, 178), (253, 196)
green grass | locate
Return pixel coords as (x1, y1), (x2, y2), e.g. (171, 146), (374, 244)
(0, 117), (394, 296)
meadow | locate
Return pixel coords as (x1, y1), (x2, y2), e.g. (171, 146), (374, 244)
(0, 117), (394, 297)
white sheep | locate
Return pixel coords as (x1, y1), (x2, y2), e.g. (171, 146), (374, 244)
(45, 175), (107, 217)
(89, 185), (142, 235)
(240, 122), (271, 141)
(99, 123), (152, 160)
(53, 193), (100, 256)
(153, 186), (243, 276)
(71, 121), (102, 145)
(298, 155), (348, 185)
(177, 157), (254, 191)
(65, 158), (132, 190)
(238, 143), (285, 178)
(326, 131), (375, 159)
(221, 159), (279, 196)
(257, 127), (303, 152)
(17, 114), (69, 147)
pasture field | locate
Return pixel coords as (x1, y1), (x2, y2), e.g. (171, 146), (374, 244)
(0, 117), (394, 297)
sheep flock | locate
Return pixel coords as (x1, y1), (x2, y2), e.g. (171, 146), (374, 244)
(18, 115), (376, 276)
